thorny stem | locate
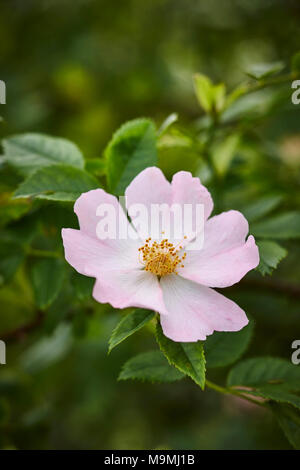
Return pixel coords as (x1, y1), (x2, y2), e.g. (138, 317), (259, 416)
(205, 380), (268, 408)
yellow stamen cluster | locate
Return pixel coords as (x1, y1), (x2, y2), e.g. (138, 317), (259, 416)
(138, 235), (187, 277)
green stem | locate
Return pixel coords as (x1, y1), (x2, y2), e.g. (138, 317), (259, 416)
(26, 248), (61, 258)
(246, 71), (300, 93)
(205, 380), (267, 408)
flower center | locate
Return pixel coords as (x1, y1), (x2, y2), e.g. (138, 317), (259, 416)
(138, 236), (187, 277)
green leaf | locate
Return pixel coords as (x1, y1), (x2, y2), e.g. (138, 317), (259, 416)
(0, 240), (24, 285)
(251, 212), (300, 239)
(20, 324), (72, 373)
(118, 350), (185, 383)
(3, 133), (84, 176)
(36, 192), (81, 202)
(245, 61), (284, 80)
(13, 164), (99, 200)
(85, 158), (107, 177)
(105, 118), (157, 194)
(30, 258), (65, 309)
(270, 402), (300, 449)
(194, 74), (226, 114)
(211, 83), (226, 113)
(291, 51), (300, 73)
(212, 133), (240, 176)
(242, 194), (283, 223)
(108, 309), (155, 353)
(155, 321), (206, 389)
(221, 88), (279, 123)
(246, 387), (300, 410)
(158, 113), (178, 137)
(228, 358), (300, 425)
(205, 321), (254, 368)
(257, 240), (288, 275)
(193, 73), (214, 113)
(227, 357), (300, 391)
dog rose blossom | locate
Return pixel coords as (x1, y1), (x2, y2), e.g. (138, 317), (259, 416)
(62, 167), (259, 342)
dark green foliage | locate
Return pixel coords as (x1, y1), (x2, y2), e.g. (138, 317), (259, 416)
(155, 322), (206, 389)
(105, 118), (157, 194)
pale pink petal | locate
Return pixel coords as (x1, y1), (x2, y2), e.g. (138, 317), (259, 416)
(62, 228), (141, 277)
(125, 167), (213, 243)
(171, 171), (213, 222)
(92, 269), (168, 315)
(198, 210), (250, 257)
(74, 188), (137, 241)
(125, 167), (172, 210)
(125, 167), (172, 240)
(181, 211), (259, 287)
(160, 274), (248, 342)
(62, 228), (167, 313)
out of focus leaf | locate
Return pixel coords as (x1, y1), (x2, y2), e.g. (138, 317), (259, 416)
(85, 158), (107, 177)
(257, 240), (287, 275)
(205, 321), (254, 368)
(72, 309), (89, 338)
(42, 285), (73, 334)
(158, 132), (199, 178)
(155, 321), (206, 389)
(5, 211), (40, 245)
(0, 240), (24, 285)
(245, 62), (284, 80)
(270, 402), (300, 449)
(0, 198), (30, 227)
(221, 88), (279, 123)
(212, 133), (240, 176)
(105, 118), (157, 194)
(0, 158), (23, 192)
(194, 75), (227, 114)
(108, 309), (155, 353)
(30, 258), (65, 309)
(158, 113), (178, 137)
(119, 350), (185, 383)
(242, 194), (283, 223)
(36, 192), (81, 202)
(20, 323), (72, 373)
(194, 73), (213, 113)
(3, 133), (84, 175)
(227, 357), (300, 391)
(291, 51), (300, 73)
(72, 272), (94, 301)
(251, 212), (300, 239)
(13, 164), (99, 200)
(39, 204), (78, 232)
(211, 83), (226, 113)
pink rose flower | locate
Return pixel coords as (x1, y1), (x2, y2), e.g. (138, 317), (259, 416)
(62, 167), (259, 342)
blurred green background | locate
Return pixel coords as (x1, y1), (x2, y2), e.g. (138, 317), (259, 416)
(0, 0), (300, 449)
